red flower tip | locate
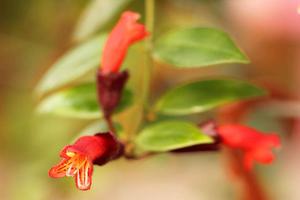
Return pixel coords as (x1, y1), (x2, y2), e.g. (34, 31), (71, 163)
(49, 133), (123, 191)
(217, 124), (281, 171)
(101, 11), (149, 75)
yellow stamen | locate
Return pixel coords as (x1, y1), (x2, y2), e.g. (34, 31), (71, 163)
(64, 152), (88, 177)
(66, 151), (76, 157)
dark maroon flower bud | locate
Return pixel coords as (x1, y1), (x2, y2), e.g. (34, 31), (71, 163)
(96, 70), (128, 119)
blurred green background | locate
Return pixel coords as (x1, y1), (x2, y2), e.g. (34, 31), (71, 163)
(1, 0), (300, 199)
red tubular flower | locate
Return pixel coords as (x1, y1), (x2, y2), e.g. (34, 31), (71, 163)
(97, 11), (148, 119)
(217, 124), (280, 170)
(101, 11), (148, 74)
(49, 133), (123, 191)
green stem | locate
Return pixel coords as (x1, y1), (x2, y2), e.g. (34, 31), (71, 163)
(123, 0), (155, 157)
(142, 0), (155, 105)
(145, 0), (155, 49)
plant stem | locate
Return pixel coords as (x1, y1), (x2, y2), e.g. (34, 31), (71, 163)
(105, 116), (116, 133)
(142, 0), (155, 105)
(218, 104), (270, 200)
(145, 0), (155, 46)
(119, 0), (156, 157)
(225, 149), (269, 200)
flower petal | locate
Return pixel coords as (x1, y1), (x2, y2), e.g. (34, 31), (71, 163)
(251, 148), (275, 164)
(218, 124), (281, 170)
(243, 152), (255, 171)
(49, 158), (70, 178)
(101, 11), (148, 74)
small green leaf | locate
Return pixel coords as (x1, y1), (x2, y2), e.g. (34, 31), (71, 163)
(155, 79), (267, 115)
(73, 0), (133, 41)
(153, 27), (249, 68)
(35, 34), (107, 96)
(37, 83), (132, 119)
(136, 120), (213, 152)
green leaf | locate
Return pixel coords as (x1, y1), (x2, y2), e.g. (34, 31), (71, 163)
(73, 0), (133, 41)
(35, 34), (107, 96)
(136, 120), (213, 152)
(155, 79), (267, 115)
(37, 83), (132, 119)
(153, 27), (249, 68)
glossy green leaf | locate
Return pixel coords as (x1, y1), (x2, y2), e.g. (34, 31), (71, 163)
(73, 0), (133, 41)
(37, 83), (132, 119)
(153, 27), (249, 68)
(136, 120), (213, 152)
(35, 34), (107, 96)
(155, 79), (267, 115)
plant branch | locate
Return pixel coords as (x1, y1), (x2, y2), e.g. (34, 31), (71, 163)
(225, 149), (269, 200)
(218, 102), (270, 200)
(142, 0), (155, 105)
(105, 116), (116, 133)
(118, 0), (156, 154)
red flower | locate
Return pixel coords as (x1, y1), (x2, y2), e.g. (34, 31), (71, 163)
(49, 133), (123, 191)
(217, 124), (280, 170)
(101, 11), (148, 75)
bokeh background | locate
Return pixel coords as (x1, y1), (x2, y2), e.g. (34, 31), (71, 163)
(1, 0), (300, 199)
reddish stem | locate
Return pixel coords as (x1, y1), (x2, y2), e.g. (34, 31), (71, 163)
(105, 116), (116, 134)
(218, 92), (273, 200)
(224, 148), (269, 200)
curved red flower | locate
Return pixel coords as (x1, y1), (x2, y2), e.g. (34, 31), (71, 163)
(49, 133), (123, 191)
(101, 11), (149, 75)
(217, 124), (280, 170)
